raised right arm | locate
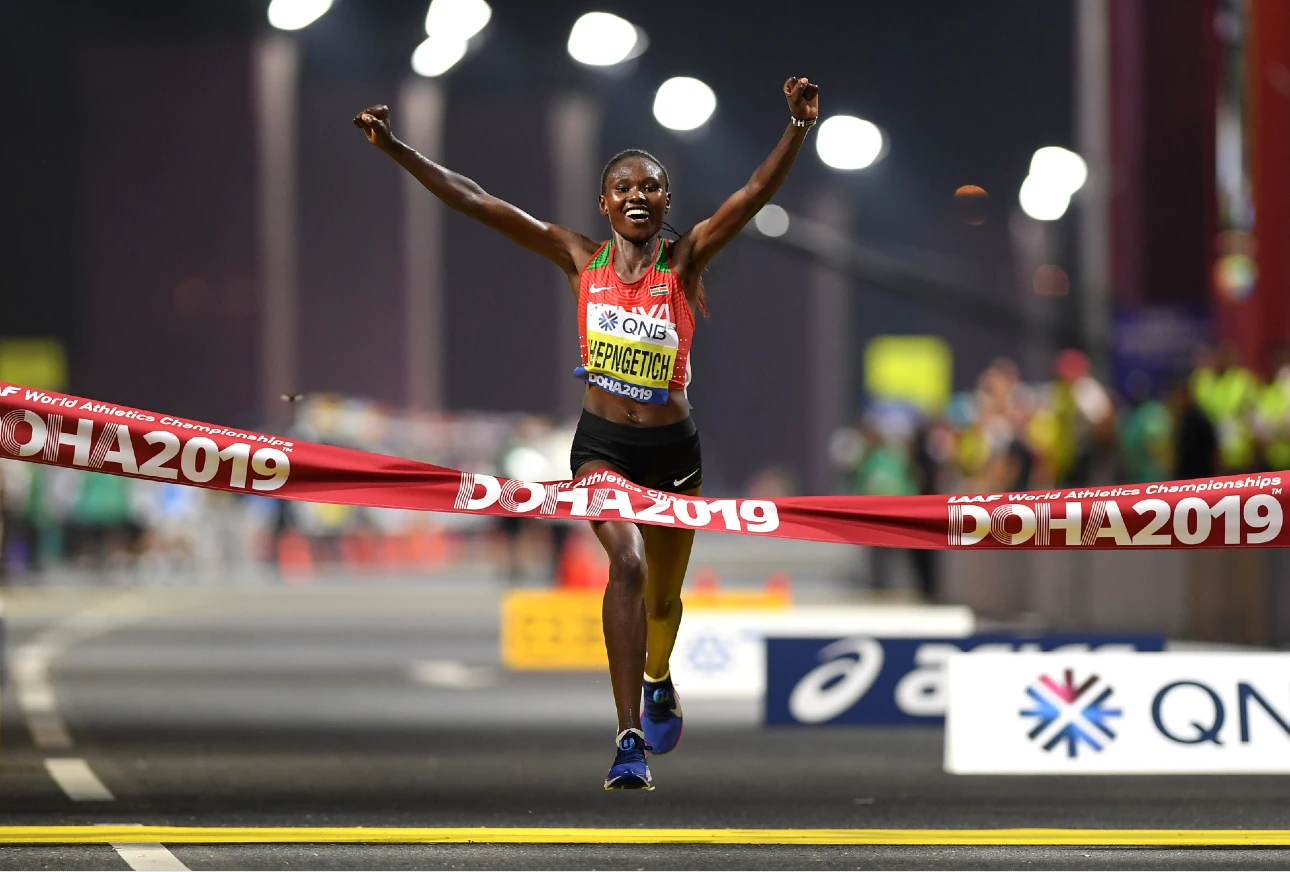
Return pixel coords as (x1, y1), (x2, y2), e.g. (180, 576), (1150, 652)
(354, 105), (595, 277)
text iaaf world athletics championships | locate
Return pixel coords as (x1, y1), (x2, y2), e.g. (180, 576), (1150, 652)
(8, 386), (296, 450)
(947, 476), (1283, 503)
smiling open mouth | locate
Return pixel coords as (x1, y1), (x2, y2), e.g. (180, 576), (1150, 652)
(625, 207), (650, 222)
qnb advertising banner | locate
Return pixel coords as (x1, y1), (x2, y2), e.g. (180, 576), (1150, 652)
(765, 635), (1164, 726)
(945, 653), (1290, 774)
(1, 383), (1289, 548)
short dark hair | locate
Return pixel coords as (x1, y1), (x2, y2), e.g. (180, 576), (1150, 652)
(600, 149), (668, 194)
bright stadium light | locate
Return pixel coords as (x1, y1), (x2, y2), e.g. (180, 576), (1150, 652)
(753, 204), (790, 237)
(413, 0), (492, 78)
(412, 35), (469, 77)
(1029, 146), (1088, 195)
(267, 0), (333, 31)
(425, 0), (492, 40)
(1018, 174), (1071, 221)
(653, 77), (716, 131)
(815, 115), (884, 170)
(567, 12), (647, 66)
(1018, 146), (1087, 221)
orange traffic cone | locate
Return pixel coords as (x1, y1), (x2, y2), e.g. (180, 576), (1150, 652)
(765, 571), (792, 603)
(691, 567), (719, 593)
(411, 528), (448, 571)
(557, 533), (608, 590)
(277, 530), (313, 583)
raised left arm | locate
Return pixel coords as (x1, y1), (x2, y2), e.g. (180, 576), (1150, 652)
(673, 77), (819, 280)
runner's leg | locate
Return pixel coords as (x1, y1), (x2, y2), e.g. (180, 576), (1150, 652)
(640, 509), (697, 679)
(580, 461), (648, 731)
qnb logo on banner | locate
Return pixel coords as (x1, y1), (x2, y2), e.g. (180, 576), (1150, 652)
(1021, 670), (1122, 757)
(1151, 679), (1290, 746)
(945, 652), (1290, 774)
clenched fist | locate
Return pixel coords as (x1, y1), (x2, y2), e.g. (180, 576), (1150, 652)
(352, 104), (396, 149)
(784, 77), (819, 122)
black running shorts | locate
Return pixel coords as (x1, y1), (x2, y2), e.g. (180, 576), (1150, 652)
(569, 409), (702, 493)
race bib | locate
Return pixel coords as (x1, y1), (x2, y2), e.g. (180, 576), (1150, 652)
(580, 303), (678, 404)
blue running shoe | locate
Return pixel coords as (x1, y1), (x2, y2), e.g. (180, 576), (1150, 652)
(604, 728), (653, 790)
(641, 674), (683, 754)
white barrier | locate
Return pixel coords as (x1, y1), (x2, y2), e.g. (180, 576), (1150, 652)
(945, 652), (1290, 774)
(671, 605), (975, 700)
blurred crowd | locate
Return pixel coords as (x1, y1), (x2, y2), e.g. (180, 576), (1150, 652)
(826, 345), (1290, 597)
(832, 346), (1290, 503)
(0, 396), (576, 580)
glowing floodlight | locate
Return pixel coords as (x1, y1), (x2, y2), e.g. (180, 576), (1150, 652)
(753, 204), (790, 237)
(425, 0), (492, 40)
(267, 0), (333, 31)
(412, 35), (469, 77)
(652, 77), (717, 131)
(568, 12), (646, 66)
(1018, 174), (1071, 221)
(815, 115), (884, 170)
(1029, 146), (1088, 196)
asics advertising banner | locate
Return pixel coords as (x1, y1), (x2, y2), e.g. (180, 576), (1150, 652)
(1, 383), (1288, 549)
(944, 652), (1290, 774)
(764, 635), (1165, 726)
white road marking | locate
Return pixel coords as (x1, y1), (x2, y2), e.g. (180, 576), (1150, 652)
(407, 659), (499, 689)
(14, 592), (156, 751)
(14, 643), (73, 750)
(96, 825), (191, 872)
(44, 758), (115, 801)
(112, 845), (191, 872)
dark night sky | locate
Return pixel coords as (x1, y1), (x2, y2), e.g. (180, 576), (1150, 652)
(0, 0), (1072, 487)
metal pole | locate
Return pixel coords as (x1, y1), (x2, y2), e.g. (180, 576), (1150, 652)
(806, 188), (852, 495)
(253, 36), (301, 427)
(548, 94), (603, 419)
(399, 78), (448, 412)
(1076, 0), (1113, 375)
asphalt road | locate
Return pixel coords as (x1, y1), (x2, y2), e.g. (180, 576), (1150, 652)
(1, 584), (1288, 870)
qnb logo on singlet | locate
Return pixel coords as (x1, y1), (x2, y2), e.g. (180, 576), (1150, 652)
(582, 302), (678, 405)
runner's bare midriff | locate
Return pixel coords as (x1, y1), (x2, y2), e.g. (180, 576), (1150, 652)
(582, 384), (691, 427)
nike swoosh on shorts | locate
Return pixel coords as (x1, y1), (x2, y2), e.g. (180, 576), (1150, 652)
(672, 469), (698, 487)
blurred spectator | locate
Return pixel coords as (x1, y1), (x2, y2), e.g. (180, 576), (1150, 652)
(843, 405), (933, 599)
(1118, 371), (1174, 483)
(1171, 377), (1220, 479)
(497, 416), (573, 583)
(955, 358), (1035, 492)
(746, 467), (797, 498)
(66, 471), (139, 568)
(1253, 351), (1290, 471)
(1192, 344), (1258, 472)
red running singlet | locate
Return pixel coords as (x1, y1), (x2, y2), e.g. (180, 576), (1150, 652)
(574, 239), (695, 405)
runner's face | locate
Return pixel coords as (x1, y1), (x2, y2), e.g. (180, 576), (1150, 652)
(600, 158), (669, 244)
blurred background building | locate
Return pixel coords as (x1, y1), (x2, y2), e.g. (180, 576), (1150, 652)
(2, 0), (1289, 643)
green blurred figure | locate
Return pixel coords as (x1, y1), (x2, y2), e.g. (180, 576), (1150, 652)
(854, 418), (918, 498)
(1191, 345), (1259, 472)
(1118, 371), (1174, 483)
(1253, 354), (1290, 471)
(68, 471), (137, 566)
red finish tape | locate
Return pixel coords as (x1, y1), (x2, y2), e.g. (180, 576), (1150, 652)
(1, 384), (1285, 550)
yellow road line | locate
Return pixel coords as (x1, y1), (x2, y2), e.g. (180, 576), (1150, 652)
(0, 827), (1288, 846)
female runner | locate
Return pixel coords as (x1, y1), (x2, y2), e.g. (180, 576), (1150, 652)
(354, 76), (819, 789)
